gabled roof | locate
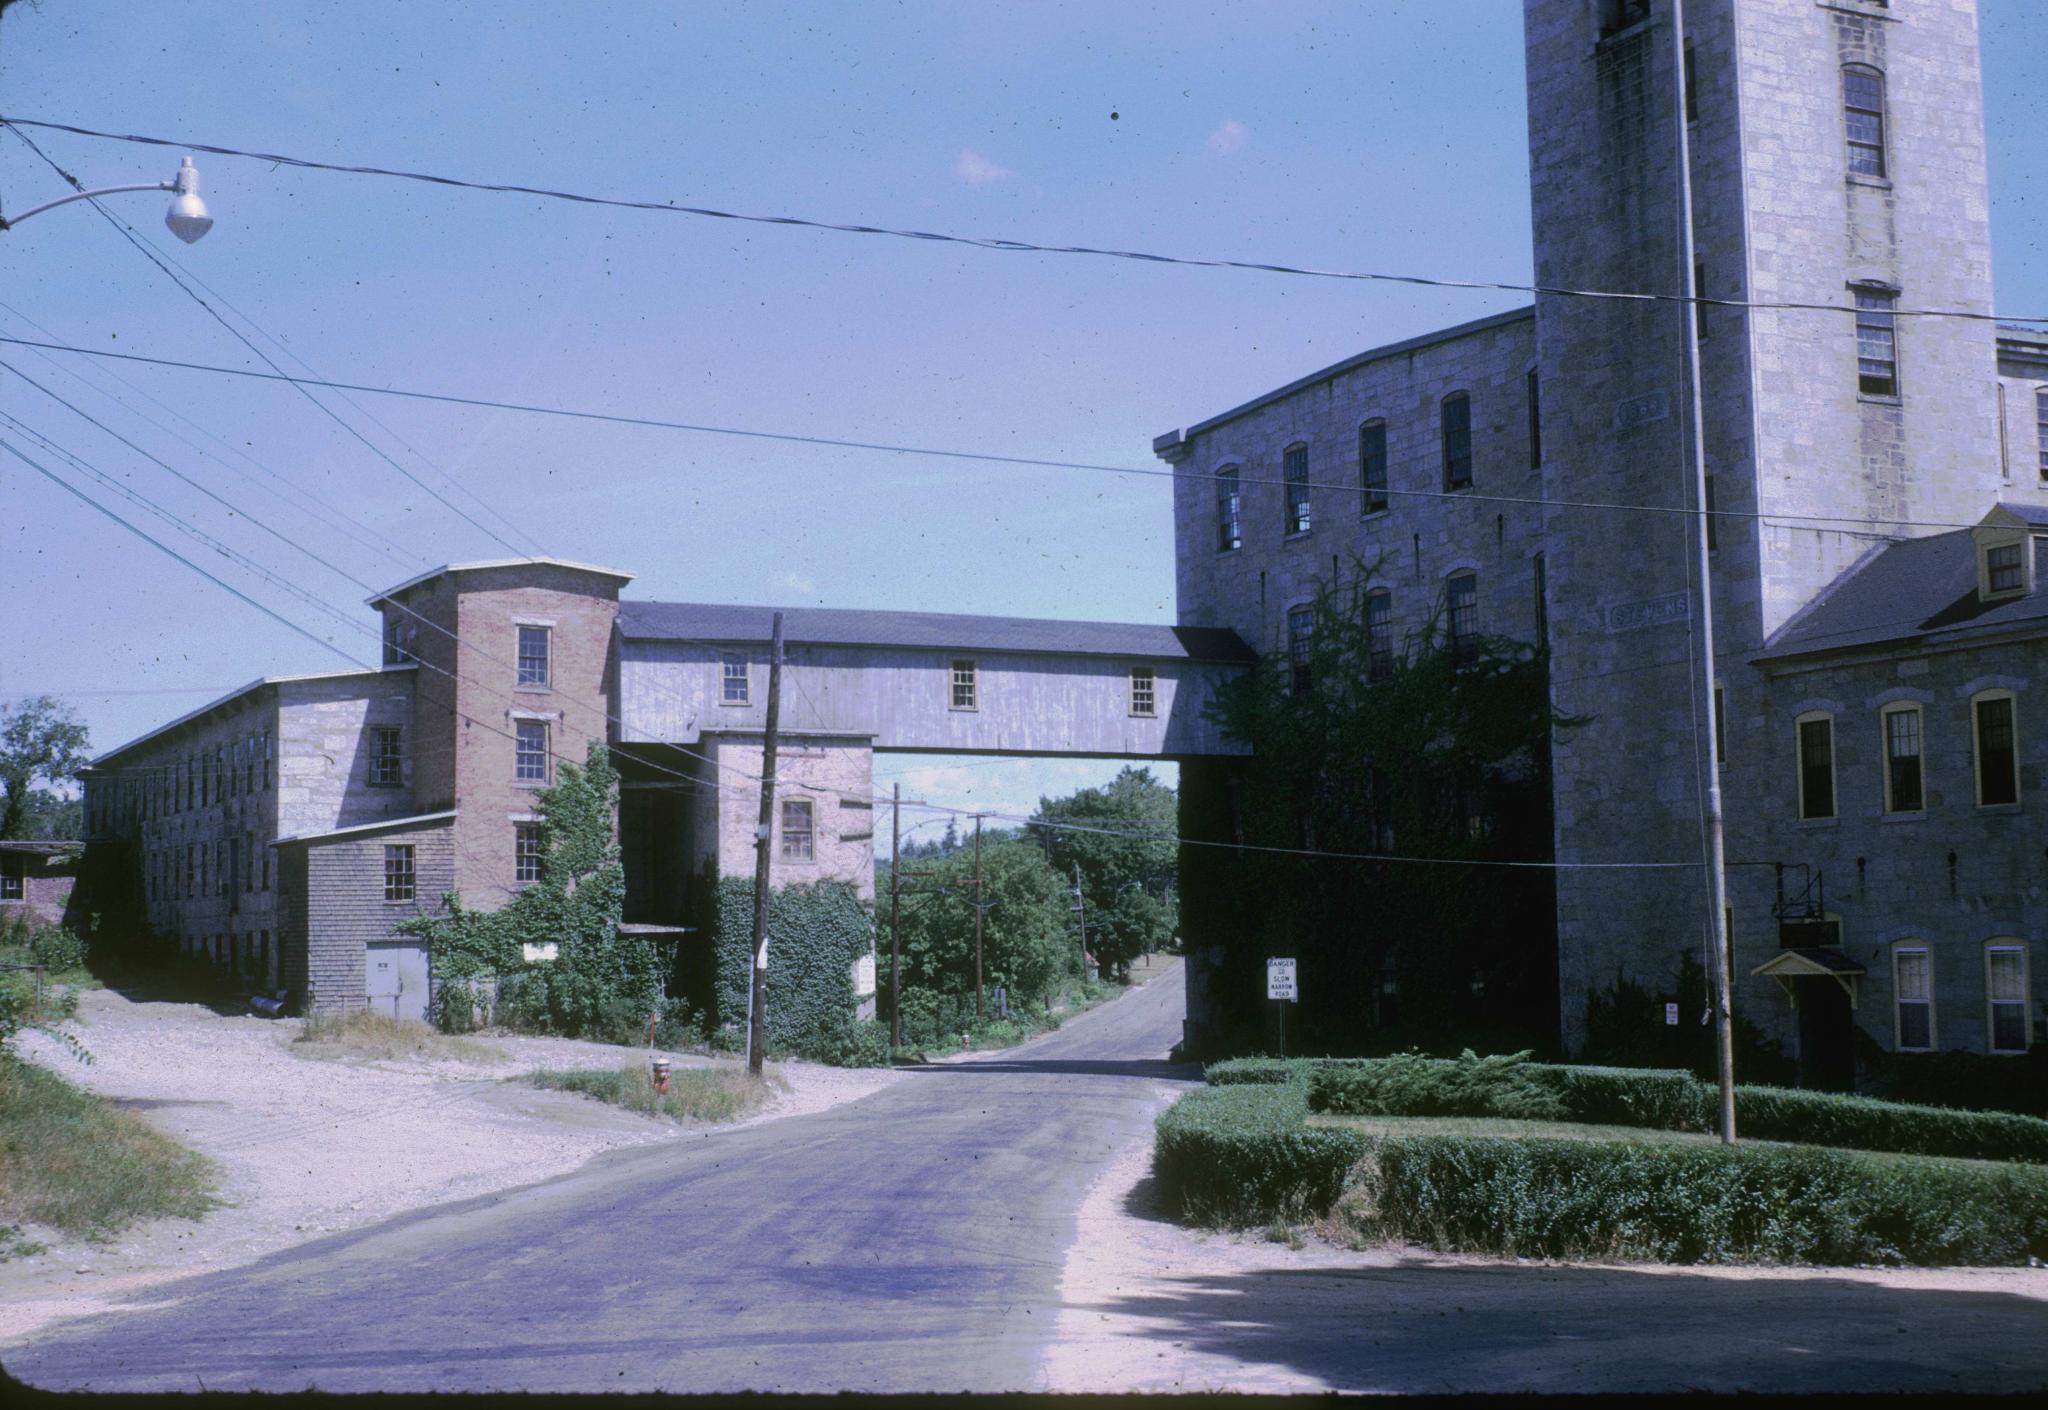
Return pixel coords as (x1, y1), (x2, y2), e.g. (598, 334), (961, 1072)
(618, 601), (1257, 664)
(366, 557), (634, 608)
(1756, 510), (2048, 663)
(87, 668), (388, 768)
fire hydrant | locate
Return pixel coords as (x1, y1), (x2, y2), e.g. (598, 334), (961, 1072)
(650, 1057), (672, 1094)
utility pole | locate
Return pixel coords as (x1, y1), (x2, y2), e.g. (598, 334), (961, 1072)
(1072, 862), (1089, 978)
(1671, 0), (1737, 1144)
(890, 782), (903, 1049)
(972, 813), (985, 1021)
(746, 611), (784, 1077)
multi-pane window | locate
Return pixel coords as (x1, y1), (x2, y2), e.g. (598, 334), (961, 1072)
(1987, 943), (2031, 1053)
(950, 659), (978, 711)
(1446, 572), (1478, 667)
(383, 844), (416, 903)
(1974, 693), (2019, 807)
(1986, 542), (2025, 596)
(1894, 945), (1933, 1051)
(369, 726), (403, 787)
(780, 798), (815, 862)
(517, 625), (551, 687)
(721, 651), (750, 704)
(262, 730), (272, 790)
(1366, 590), (1394, 683)
(1283, 444), (1311, 535)
(1287, 605), (1314, 695)
(0, 855), (21, 901)
(1216, 468), (1242, 551)
(1526, 370), (1541, 469)
(1129, 666), (1157, 718)
(1882, 705), (1924, 813)
(515, 719), (549, 783)
(1359, 421), (1388, 514)
(1441, 392), (1472, 490)
(1842, 65), (1887, 178)
(245, 733), (257, 793)
(515, 823), (544, 884)
(1797, 714), (1836, 820)
(383, 617), (417, 667)
(1855, 288), (1899, 396)
(2038, 387), (2048, 481)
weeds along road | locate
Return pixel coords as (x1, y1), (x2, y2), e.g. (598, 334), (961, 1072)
(5, 965), (1198, 1395)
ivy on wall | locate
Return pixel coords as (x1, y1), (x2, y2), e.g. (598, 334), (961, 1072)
(697, 872), (871, 1056)
(401, 743), (664, 1042)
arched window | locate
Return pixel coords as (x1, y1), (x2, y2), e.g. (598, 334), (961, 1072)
(1283, 443), (1312, 535)
(1215, 467), (1242, 552)
(1445, 572), (1478, 667)
(1795, 710), (1835, 821)
(1972, 690), (2020, 807)
(1986, 940), (2032, 1054)
(1892, 941), (1934, 1052)
(1842, 64), (1887, 178)
(1359, 420), (1388, 514)
(1365, 589), (1394, 682)
(1441, 393), (1473, 490)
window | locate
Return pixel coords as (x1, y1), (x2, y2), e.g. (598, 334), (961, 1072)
(515, 823), (543, 884)
(261, 841), (270, 892)
(0, 855), (21, 902)
(369, 726), (403, 787)
(1855, 288), (1899, 397)
(382, 616), (417, 667)
(1130, 666), (1157, 718)
(1797, 713), (1836, 820)
(1842, 64), (1887, 178)
(1894, 944), (1933, 1051)
(1526, 370), (1541, 469)
(1446, 572), (1478, 667)
(1683, 41), (1699, 124)
(780, 798), (815, 861)
(262, 730), (272, 790)
(1532, 553), (1548, 645)
(1704, 473), (1718, 552)
(245, 733), (256, 793)
(1714, 686), (1726, 766)
(1986, 542), (2025, 597)
(2038, 387), (2048, 482)
(721, 651), (750, 704)
(186, 843), (196, 898)
(1598, 0), (1650, 37)
(1974, 693), (2020, 807)
(515, 719), (550, 783)
(1987, 943), (2031, 1053)
(1216, 467), (1242, 551)
(1366, 590), (1394, 683)
(1999, 383), (2010, 480)
(950, 659), (978, 711)
(1358, 421), (1388, 514)
(1441, 393), (1472, 490)
(516, 625), (551, 687)
(245, 833), (256, 893)
(1881, 705), (1924, 814)
(1283, 444), (1311, 535)
(383, 844), (416, 903)
(1287, 605), (1314, 694)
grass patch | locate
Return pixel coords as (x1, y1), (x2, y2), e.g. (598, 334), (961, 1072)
(0, 1057), (217, 1240)
(524, 1060), (781, 1124)
(294, 1010), (506, 1065)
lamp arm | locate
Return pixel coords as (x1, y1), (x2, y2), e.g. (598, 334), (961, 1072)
(0, 181), (171, 231)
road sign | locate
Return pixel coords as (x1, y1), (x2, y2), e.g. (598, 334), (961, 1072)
(1267, 958), (1298, 1002)
(1664, 1002), (1679, 1026)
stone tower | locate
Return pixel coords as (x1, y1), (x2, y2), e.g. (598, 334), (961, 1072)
(1526, 0), (2004, 1045)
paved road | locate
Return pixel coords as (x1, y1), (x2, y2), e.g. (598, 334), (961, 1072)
(5, 967), (1196, 1394)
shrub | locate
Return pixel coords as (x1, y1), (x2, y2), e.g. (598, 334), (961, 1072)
(1352, 1134), (2048, 1266)
(26, 926), (90, 973)
(1205, 1057), (1322, 1086)
(1310, 1050), (1570, 1120)
(1154, 1083), (1367, 1225)
(1731, 1084), (2048, 1165)
(803, 1018), (893, 1068)
(524, 1061), (776, 1124)
(1864, 1047), (2048, 1118)
(1553, 1066), (1710, 1131)
(703, 876), (871, 1055)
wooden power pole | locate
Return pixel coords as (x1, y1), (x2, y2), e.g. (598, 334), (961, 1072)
(971, 813), (985, 1021)
(889, 782), (903, 1049)
(746, 611), (784, 1077)
(1073, 862), (1089, 979)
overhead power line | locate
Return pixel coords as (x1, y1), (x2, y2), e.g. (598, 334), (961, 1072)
(3, 116), (2041, 326)
(0, 331), (2015, 537)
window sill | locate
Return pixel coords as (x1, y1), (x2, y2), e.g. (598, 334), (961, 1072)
(1846, 173), (1894, 191)
(1444, 483), (1474, 495)
(1362, 507), (1391, 521)
(1216, 545), (1242, 556)
(1129, 712), (1157, 721)
(514, 779), (549, 791)
(1880, 811), (1927, 824)
(1858, 393), (1903, 407)
(719, 699), (752, 708)
(948, 707), (979, 714)
(1974, 801), (2024, 816)
(1283, 529), (1314, 543)
(514, 684), (553, 695)
(1797, 815), (1839, 829)
(366, 781), (403, 790)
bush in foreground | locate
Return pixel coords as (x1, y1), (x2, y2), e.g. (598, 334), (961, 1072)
(1349, 1134), (2048, 1266)
(525, 1061), (779, 1124)
(1154, 1083), (1366, 1225)
(0, 1057), (216, 1239)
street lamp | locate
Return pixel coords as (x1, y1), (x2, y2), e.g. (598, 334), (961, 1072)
(0, 155), (214, 242)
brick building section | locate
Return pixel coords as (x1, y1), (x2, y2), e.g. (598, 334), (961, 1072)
(372, 559), (628, 912)
(279, 815), (455, 1014)
(689, 732), (878, 901)
(0, 843), (80, 928)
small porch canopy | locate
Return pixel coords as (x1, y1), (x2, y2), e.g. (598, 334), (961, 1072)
(1752, 948), (1865, 1006)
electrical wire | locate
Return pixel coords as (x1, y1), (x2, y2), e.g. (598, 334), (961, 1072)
(3, 115), (2042, 326)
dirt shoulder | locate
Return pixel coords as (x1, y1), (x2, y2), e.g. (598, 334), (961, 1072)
(0, 989), (901, 1343)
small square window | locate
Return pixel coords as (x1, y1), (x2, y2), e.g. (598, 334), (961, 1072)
(384, 844), (416, 903)
(780, 798), (815, 861)
(517, 626), (551, 687)
(515, 720), (550, 783)
(722, 651), (750, 704)
(1130, 666), (1157, 718)
(515, 823), (544, 884)
(1986, 542), (2025, 596)
(0, 855), (22, 902)
(951, 660), (978, 711)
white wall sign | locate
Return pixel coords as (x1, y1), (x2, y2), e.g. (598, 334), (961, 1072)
(1664, 1002), (1679, 1026)
(853, 952), (877, 998)
(1267, 958), (1298, 1002)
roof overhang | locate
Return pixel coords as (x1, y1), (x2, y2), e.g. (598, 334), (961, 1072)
(87, 668), (387, 769)
(366, 557), (635, 608)
(273, 810), (457, 849)
(1751, 948), (1865, 1006)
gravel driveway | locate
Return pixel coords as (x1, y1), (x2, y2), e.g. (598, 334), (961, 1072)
(0, 988), (901, 1341)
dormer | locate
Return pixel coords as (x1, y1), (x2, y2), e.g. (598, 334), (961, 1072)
(1973, 505), (2043, 604)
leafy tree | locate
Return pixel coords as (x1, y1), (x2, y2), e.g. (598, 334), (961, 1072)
(1033, 766), (1179, 977)
(1, 696), (89, 841)
(888, 831), (1073, 1007)
(1198, 557), (1578, 1056)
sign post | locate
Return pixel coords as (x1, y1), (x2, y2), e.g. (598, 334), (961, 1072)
(1266, 958), (1298, 1057)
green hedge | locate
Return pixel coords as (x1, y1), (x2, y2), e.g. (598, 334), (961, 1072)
(1154, 1083), (1367, 1225)
(1303, 1053), (2048, 1165)
(1356, 1135), (2048, 1266)
(1204, 1057), (1338, 1086)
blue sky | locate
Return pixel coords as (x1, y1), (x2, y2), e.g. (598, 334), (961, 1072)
(2, 1), (2043, 823)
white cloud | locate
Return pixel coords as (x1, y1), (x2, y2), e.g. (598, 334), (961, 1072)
(1206, 119), (1249, 156)
(952, 148), (1013, 187)
(782, 571), (818, 597)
